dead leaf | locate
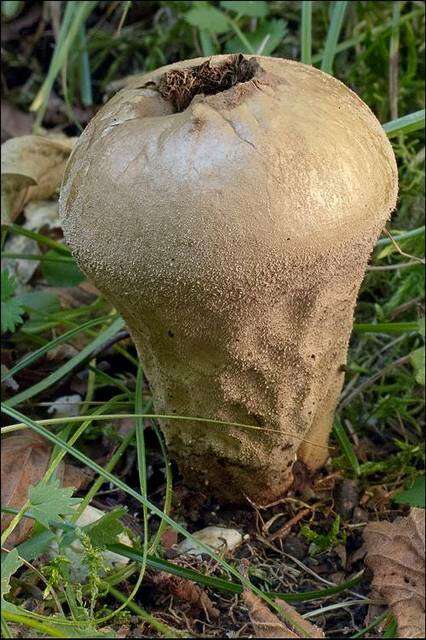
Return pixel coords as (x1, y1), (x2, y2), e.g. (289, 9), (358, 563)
(1, 134), (76, 224)
(1, 102), (33, 144)
(242, 589), (325, 638)
(1, 432), (91, 547)
(239, 559), (324, 638)
(152, 572), (219, 620)
(170, 576), (219, 620)
(364, 509), (425, 638)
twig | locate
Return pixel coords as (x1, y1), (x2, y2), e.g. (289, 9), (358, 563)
(381, 227), (425, 263)
(367, 260), (424, 271)
(267, 507), (312, 542)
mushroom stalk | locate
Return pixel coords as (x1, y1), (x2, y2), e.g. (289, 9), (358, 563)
(60, 55), (397, 503)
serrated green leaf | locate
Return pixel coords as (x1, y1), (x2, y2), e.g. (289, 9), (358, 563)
(84, 508), (127, 549)
(1, 549), (24, 613)
(410, 347), (425, 385)
(393, 476), (425, 508)
(1, 296), (25, 334)
(185, 5), (229, 34)
(225, 18), (286, 55)
(1, 269), (17, 301)
(18, 291), (62, 333)
(1, 549), (23, 600)
(28, 478), (81, 529)
(220, 0), (269, 17)
(41, 249), (85, 287)
(1, 270), (25, 333)
(17, 291), (61, 317)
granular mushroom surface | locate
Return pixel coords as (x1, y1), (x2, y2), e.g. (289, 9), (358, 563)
(60, 55), (397, 503)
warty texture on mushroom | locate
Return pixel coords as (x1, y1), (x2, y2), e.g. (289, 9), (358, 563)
(60, 54), (398, 503)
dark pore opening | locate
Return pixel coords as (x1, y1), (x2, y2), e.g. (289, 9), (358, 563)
(157, 54), (260, 112)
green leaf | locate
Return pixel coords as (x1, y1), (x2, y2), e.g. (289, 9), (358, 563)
(225, 19), (286, 55)
(1, 549), (24, 613)
(17, 291), (61, 317)
(28, 478), (81, 529)
(393, 476), (425, 508)
(84, 508), (127, 549)
(1, 269), (17, 300)
(410, 347), (425, 385)
(418, 317), (425, 338)
(1, 549), (23, 601)
(18, 291), (62, 333)
(301, 515), (345, 556)
(1, 1), (23, 20)
(383, 615), (398, 638)
(185, 5), (229, 34)
(220, 0), (269, 17)
(41, 249), (85, 287)
(1, 270), (25, 334)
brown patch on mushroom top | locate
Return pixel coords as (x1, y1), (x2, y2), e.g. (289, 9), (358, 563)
(156, 54), (260, 112)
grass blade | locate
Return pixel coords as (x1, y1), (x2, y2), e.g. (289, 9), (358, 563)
(353, 321), (420, 334)
(78, 24), (93, 106)
(0, 404), (313, 635)
(321, 1), (348, 75)
(312, 7), (424, 65)
(375, 226), (425, 247)
(6, 504), (363, 603)
(3, 316), (125, 408)
(9, 224), (70, 254)
(2, 315), (110, 387)
(301, 0), (312, 64)
(333, 418), (360, 476)
(388, 1), (401, 120)
(109, 543), (364, 602)
(31, 1), (97, 126)
(383, 109), (425, 137)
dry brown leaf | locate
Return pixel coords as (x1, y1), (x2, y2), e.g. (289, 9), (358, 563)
(170, 576), (219, 620)
(152, 572), (219, 620)
(364, 508), (425, 638)
(243, 589), (325, 638)
(1, 432), (91, 547)
(1, 134), (76, 224)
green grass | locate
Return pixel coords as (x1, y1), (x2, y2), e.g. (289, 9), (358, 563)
(1, 1), (425, 638)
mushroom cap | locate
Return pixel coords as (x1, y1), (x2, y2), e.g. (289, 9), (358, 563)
(59, 56), (398, 502)
(60, 55), (397, 305)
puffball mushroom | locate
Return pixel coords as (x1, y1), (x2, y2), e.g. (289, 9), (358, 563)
(60, 55), (397, 503)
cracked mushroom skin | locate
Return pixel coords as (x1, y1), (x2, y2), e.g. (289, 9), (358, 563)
(60, 55), (398, 503)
